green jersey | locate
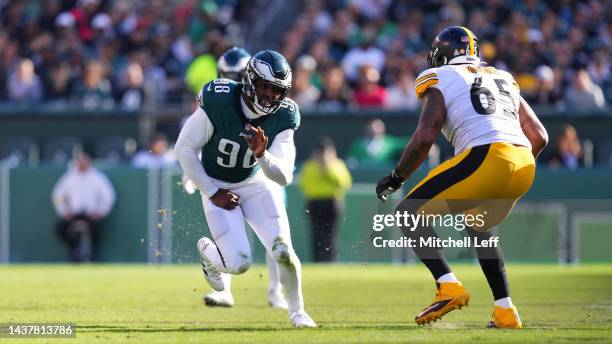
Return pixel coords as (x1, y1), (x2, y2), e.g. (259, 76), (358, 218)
(197, 79), (300, 183)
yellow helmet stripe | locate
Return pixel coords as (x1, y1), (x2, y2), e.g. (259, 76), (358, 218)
(459, 26), (475, 56)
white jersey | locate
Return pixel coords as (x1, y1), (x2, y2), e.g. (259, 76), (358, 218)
(415, 64), (531, 155)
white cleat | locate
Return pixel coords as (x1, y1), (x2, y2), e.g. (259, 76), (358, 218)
(203, 290), (235, 307)
(268, 290), (289, 310)
(197, 237), (224, 292)
(289, 310), (317, 328)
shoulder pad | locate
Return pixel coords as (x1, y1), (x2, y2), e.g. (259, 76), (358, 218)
(198, 79), (239, 109)
(415, 68), (440, 98)
(278, 97), (300, 131)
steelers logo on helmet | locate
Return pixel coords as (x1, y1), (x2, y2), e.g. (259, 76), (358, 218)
(242, 50), (292, 115)
(427, 26), (480, 68)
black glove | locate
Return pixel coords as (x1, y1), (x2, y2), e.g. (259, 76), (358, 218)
(376, 168), (406, 202)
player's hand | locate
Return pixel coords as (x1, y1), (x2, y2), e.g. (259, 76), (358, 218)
(210, 189), (240, 210)
(376, 169), (406, 202)
(243, 124), (268, 158)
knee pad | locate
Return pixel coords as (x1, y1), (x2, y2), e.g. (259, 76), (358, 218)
(227, 252), (252, 274)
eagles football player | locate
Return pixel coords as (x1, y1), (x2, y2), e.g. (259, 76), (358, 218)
(376, 27), (548, 328)
(200, 47), (289, 311)
(175, 50), (316, 328)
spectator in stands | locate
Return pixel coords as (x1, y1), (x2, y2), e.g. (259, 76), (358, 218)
(353, 65), (387, 108)
(70, 60), (114, 110)
(117, 61), (145, 110)
(565, 69), (606, 112)
(549, 124), (583, 170)
(132, 133), (176, 168)
(45, 62), (72, 103)
(300, 137), (352, 262)
(317, 66), (352, 111)
(7, 58), (42, 102)
(52, 152), (116, 262)
(290, 55), (320, 110)
(346, 118), (404, 167)
(385, 69), (418, 110)
(565, 69), (607, 112)
(530, 65), (563, 107)
(341, 24), (385, 81)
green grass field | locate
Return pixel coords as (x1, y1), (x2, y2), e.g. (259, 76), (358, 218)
(1, 264), (611, 343)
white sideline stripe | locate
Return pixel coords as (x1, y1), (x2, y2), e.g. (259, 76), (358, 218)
(0, 164), (10, 264)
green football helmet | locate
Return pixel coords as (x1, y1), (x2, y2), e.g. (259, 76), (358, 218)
(242, 50), (292, 115)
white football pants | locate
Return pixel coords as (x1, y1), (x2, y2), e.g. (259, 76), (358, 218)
(200, 174), (303, 313)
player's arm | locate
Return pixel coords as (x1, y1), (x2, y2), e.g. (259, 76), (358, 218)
(376, 88), (446, 201)
(518, 96), (548, 159)
(245, 126), (296, 186)
(174, 108), (219, 198)
(175, 108), (240, 210)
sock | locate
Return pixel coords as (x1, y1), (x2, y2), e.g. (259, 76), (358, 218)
(495, 297), (513, 309)
(468, 227), (510, 300)
(221, 273), (232, 293)
(266, 251), (282, 294)
(436, 272), (459, 283)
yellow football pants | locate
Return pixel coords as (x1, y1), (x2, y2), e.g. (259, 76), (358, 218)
(399, 142), (536, 232)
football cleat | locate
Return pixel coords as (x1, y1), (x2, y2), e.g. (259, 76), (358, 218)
(415, 281), (470, 325)
(268, 289), (289, 310)
(289, 309), (317, 328)
(197, 237), (225, 292)
(487, 305), (523, 329)
(203, 289), (235, 307)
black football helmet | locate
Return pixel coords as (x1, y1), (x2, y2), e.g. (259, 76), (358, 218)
(427, 26), (480, 68)
(242, 50), (292, 115)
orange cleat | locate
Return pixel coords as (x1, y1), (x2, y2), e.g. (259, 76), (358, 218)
(487, 305), (523, 329)
(415, 282), (470, 325)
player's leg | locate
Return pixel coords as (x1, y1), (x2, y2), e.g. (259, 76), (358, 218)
(203, 274), (235, 307)
(266, 251), (288, 309)
(398, 144), (504, 324)
(400, 143), (534, 326)
(197, 194), (252, 291)
(240, 184), (316, 327)
(470, 149), (534, 328)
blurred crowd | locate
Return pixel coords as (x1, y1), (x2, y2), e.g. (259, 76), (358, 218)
(283, 0), (611, 112)
(0, 0), (249, 109)
(0, 0), (609, 113)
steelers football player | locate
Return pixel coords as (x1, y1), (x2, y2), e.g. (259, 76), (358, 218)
(376, 26), (548, 328)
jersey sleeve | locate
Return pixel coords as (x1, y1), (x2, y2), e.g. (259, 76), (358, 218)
(415, 68), (440, 98)
(279, 98), (301, 131)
